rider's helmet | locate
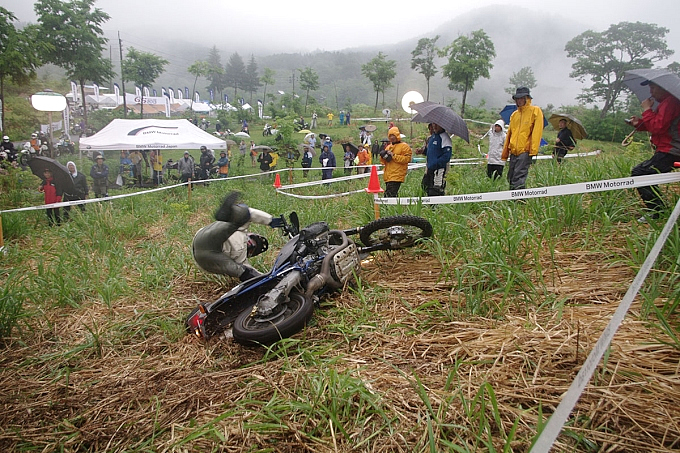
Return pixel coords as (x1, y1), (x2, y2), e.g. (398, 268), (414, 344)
(31, 132), (37, 138)
(2, 135), (9, 142)
(200, 145), (207, 151)
(246, 233), (268, 258)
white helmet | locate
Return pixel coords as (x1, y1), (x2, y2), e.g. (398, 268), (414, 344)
(31, 132), (37, 138)
(2, 135), (8, 141)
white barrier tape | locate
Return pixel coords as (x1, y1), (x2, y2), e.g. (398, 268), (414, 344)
(375, 173), (680, 205)
(530, 196), (680, 453)
(274, 160), (484, 195)
(275, 188), (368, 200)
(0, 175), (248, 214)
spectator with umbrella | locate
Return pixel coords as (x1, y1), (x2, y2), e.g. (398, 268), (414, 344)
(39, 168), (62, 226)
(623, 68), (680, 222)
(410, 101), (470, 196)
(548, 113), (587, 163)
(421, 123), (452, 196)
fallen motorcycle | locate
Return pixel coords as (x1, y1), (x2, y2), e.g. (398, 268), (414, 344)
(186, 213), (432, 346)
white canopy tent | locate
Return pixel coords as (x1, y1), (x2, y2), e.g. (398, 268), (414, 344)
(79, 118), (226, 151)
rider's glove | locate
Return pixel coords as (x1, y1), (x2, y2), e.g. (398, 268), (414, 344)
(269, 217), (284, 229)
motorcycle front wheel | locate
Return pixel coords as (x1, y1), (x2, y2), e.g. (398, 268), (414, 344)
(232, 290), (314, 346)
(359, 215), (432, 250)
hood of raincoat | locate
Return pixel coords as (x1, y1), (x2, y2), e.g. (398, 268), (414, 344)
(388, 127), (401, 141)
(66, 161), (78, 177)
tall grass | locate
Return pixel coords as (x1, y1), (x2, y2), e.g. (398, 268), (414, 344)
(1, 134), (679, 451)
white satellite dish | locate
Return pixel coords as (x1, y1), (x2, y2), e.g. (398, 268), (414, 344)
(401, 91), (424, 114)
(382, 108), (391, 117)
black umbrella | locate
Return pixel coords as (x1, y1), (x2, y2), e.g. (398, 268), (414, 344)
(623, 68), (680, 103)
(27, 156), (75, 196)
(410, 101), (470, 143)
(343, 142), (359, 157)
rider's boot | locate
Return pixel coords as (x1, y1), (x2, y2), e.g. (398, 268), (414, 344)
(215, 191), (251, 227)
(214, 191), (241, 222)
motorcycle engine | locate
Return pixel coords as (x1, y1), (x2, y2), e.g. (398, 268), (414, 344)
(330, 242), (360, 284)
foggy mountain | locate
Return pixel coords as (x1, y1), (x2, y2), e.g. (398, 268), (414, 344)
(113, 6), (589, 112)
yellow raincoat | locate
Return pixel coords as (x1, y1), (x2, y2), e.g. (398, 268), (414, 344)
(380, 127), (412, 183)
(502, 99), (544, 159)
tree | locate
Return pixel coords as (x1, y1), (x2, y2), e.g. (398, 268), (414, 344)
(411, 35), (439, 101)
(35, 0), (114, 131)
(565, 22), (674, 118)
(225, 52), (246, 99)
(299, 67), (319, 114)
(666, 61), (680, 75)
(440, 29), (495, 117)
(0, 8), (44, 133)
(122, 47), (167, 118)
(361, 52), (397, 113)
(260, 68), (276, 107)
(206, 46), (226, 104)
(243, 54), (261, 104)
(667, 62), (680, 75)
(188, 60), (211, 112)
(505, 66), (537, 98)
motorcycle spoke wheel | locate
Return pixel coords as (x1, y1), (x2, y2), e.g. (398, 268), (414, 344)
(359, 215), (432, 250)
(232, 291), (314, 346)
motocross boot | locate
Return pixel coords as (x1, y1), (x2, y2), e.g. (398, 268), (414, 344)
(214, 191), (242, 222)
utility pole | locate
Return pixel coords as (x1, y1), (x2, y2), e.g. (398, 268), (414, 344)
(109, 45), (113, 90)
(118, 31), (127, 118)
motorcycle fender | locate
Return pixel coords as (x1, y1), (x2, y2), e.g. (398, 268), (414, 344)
(202, 277), (278, 338)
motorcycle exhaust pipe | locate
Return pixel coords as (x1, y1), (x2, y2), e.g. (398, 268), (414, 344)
(305, 230), (349, 299)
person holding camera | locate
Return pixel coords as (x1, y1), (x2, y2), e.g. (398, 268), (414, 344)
(628, 79), (680, 222)
(380, 126), (412, 197)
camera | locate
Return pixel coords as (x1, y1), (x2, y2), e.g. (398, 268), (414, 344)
(624, 118), (633, 125)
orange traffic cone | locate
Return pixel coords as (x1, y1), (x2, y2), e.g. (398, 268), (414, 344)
(273, 173), (282, 188)
(365, 165), (384, 193)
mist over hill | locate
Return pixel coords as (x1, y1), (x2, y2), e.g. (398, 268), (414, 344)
(26, 5), (597, 115)
(131, 6), (589, 114)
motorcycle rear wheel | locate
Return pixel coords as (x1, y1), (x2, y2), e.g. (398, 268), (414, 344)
(232, 290), (314, 346)
(359, 215), (432, 250)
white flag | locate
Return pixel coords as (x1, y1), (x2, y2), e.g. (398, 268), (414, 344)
(165, 96), (170, 118)
(114, 83), (120, 106)
(93, 83), (100, 102)
(135, 86), (142, 97)
(71, 81), (78, 104)
(144, 86), (150, 98)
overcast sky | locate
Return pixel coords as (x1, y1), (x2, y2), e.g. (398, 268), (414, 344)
(5, 0), (679, 57)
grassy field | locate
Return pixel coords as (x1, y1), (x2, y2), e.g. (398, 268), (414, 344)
(0, 123), (679, 452)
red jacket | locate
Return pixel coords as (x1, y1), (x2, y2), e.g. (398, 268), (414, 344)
(40, 177), (62, 204)
(637, 93), (680, 154)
